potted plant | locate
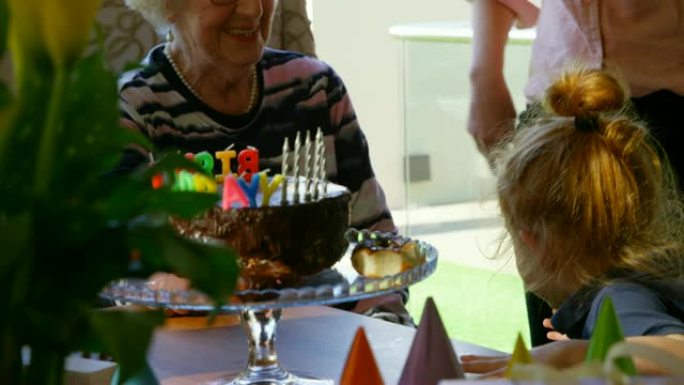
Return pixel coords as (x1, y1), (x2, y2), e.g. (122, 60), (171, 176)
(0, 0), (238, 384)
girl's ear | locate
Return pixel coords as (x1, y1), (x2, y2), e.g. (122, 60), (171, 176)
(519, 229), (538, 253)
(520, 229), (555, 269)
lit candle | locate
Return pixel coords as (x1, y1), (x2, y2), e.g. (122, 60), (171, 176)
(237, 147), (260, 183)
(238, 172), (260, 208)
(260, 172), (284, 206)
(281, 137), (289, 205)
(304, 131), (312, 202)
(222, 174), (249, 210)
(293, 132), (301, 204)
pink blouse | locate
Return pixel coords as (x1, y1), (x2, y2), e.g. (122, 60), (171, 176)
(499, 0), (684, 102)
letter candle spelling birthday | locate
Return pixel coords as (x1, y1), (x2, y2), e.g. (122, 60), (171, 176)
(293, 132), (301, 204)
(280, 137), (289, 205)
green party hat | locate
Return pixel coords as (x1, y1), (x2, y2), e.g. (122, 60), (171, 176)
(585, 296), (636, 375)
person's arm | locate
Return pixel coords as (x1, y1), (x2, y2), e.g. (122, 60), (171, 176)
(467, 0), (522, 161)
(461, 334), (684, 377)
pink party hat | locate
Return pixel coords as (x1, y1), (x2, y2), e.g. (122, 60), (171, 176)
(340, 328), (385, 385)
(398, 297), (464, 385)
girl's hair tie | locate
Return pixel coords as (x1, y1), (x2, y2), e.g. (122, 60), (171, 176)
(574, 115), (600, 132)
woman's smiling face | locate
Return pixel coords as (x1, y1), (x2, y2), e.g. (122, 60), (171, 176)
(171, 0), (276, 68)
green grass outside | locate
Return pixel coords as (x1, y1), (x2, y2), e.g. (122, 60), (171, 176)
(406, 260), (531, 353)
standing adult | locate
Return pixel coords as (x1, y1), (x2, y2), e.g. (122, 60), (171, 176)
(467, 0), (684, 346)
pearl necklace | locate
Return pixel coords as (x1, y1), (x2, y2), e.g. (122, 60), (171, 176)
(163, 44), (259, 114)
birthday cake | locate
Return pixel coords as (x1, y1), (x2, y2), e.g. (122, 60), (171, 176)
(166, 130), (352, 289)
(174, 177), (351, 288)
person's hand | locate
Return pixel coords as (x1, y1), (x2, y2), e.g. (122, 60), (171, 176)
(461, 339), (590, 377)
(460, 353), (510, 378)
(543, 318), (569, 341)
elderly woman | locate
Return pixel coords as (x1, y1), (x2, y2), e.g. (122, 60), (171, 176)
(119, 0), (412, 325)
(119, 0), (393, 232)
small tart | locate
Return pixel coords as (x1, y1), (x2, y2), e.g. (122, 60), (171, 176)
(351, 240), (424, 278)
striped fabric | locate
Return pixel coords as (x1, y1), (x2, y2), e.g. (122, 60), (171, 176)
(118, 44), (395, 231)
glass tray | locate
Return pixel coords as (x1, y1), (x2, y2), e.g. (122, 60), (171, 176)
(101, 229), (438, 312)
(99, 229), (438, 385)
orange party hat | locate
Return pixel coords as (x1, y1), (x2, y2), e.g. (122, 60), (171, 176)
(340, 327), (385, 385)
(398, 297), (464, 385)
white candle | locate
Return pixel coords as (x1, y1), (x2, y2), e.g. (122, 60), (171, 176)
(281, 137), (289, 205)
(293, 132), (301, 204)
(318, 128), (327, 196)
(303, 131), (312, 201)
(312, 128), (322, 200)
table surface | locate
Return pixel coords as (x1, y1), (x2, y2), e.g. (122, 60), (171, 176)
(149, 305), (504, 385)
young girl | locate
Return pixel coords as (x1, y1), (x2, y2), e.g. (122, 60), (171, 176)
(462, 68), (684, 375)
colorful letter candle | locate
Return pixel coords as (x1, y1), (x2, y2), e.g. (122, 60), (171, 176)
(281, 137), (289, 205)
(293, 132), (301, 203)
(193, 151), (215, 176)
(193, 173), (217, 193)
(238, 147), (259, 183)
(222, 174), (249, 210)
(172, 170), (195, 192)
(151, 173), (165, 189)
(238, 172), (260, 207)
(215, 147), (236, 183)
(260, 172), (284, 206)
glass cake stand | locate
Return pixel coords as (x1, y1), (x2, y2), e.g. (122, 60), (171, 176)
(100, 229), (438, 385)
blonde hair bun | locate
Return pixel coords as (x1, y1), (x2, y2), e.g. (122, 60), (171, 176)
(545, 68), (627, 118)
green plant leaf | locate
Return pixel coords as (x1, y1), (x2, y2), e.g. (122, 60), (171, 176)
(90, 308), (164, 384)
(0, 0), (7, 56)
(585, 296), (637, 375)
(128, 226), (239, 303)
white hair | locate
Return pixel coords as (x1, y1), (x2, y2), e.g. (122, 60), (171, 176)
(124, 0), (174, 32)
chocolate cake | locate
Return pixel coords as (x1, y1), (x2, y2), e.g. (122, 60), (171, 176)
(174, 177), (351, 288)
